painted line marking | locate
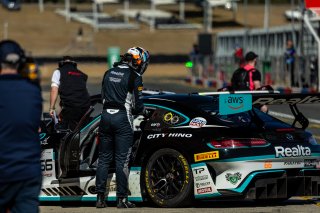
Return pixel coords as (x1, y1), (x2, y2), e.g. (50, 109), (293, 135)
(300, 196), (320, 207)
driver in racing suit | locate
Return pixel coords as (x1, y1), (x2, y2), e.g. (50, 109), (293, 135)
(95, 47), (150, 208)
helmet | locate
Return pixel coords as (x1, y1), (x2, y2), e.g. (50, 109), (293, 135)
(0, 40), (25, 66)
(126, 47), (143, 68)
(136, 47), (150, 75)
(117, 47), (150, 75)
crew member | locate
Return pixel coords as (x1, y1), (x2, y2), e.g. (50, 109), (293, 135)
(0, 40), (42, 212)
(95, 47), (150, 208)
(49, 56), (91, 130)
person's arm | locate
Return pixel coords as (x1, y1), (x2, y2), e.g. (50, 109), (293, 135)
(253, 80), (261, 89)
(49, 86), (58, 116)
(253, 70), (262, 89)
(49, 70), (60, 116)
(132, 75), (144, 115)
(101, 71), (108, 104)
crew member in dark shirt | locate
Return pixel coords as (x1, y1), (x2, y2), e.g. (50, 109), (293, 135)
(95, 47), (150, 209)
(0, 40), (42, 213)
(49, 56), (91, 130)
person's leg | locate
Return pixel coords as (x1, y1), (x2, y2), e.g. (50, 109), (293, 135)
(11, 176), (42, 213)
(60, 107), (82, 130)
(114, 111), (135, 208)
(290, 63), (295, 87)
(0, 182), (18, 213)
(95, 111), (113, 208)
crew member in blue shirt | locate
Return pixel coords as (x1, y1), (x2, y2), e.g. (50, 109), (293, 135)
(0, 40), (42, 213)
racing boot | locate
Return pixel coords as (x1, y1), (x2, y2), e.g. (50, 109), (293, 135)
(96, 193), (106, 208)
(117, 197), (136, 208)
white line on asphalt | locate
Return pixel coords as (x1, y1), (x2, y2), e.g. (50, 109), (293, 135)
(269, 111), (320, 124)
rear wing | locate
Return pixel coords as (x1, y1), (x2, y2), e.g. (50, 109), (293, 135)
(197, 91), (320, 105)
(197, 91), (320, 129)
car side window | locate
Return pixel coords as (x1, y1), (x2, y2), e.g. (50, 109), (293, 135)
(144, 107), (188, 130)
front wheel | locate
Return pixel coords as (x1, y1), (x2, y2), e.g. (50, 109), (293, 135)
(143, 148), (193, 207)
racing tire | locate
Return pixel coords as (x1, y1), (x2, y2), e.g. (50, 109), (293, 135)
(143, 148), (193, 207)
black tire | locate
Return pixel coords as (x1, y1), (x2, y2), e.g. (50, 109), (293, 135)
(143, 148), (193, 207)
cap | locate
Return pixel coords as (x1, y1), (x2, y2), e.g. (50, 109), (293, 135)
(245, 51), (258, 61)
(62, 55), (74, 62)
(0, 40), (24, 64)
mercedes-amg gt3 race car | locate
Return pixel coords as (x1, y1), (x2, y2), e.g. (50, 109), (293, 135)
(39, 90), (320, 207)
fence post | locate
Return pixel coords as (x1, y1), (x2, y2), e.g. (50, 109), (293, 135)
(262, 60), (272, 85)
(107, 47), (120, 69)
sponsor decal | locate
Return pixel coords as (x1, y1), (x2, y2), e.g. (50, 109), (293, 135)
(274, 145), (311, 158)
(39, 133), (46, 140)
(43, 172), (53, 177)
(150, 123), (161, 127)
(219, 94), (252, 115)
(107, 109), (119, 114)
(40, 137), (49, 146)
(110, 71), (124, 76)
(264, 161), (272, 169)
(189, 117), (207, 128)
(252, 96), (320, 105)
(225, 172), (242, 185)
(138, 86), (143, 91)
(163, 112), (180, 125)
(284, 161), (303, 166)
(304, 159), (318, 167)
(109, 77), (121, 83)
(193, 168), (205, 174)
(194, 151), (219, 162)
(285, 134), (294, 141)
(197, 187), (212, 194)
(147, 133), (192, 139)
(195, 175), (208, 181)
(196, 182), (210, 188)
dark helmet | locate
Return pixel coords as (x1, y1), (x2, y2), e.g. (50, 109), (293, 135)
(0, 40), (25, 66)
(58, 55), (77, 68)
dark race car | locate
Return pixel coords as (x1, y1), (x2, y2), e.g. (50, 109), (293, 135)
(39, 90), (320, 207)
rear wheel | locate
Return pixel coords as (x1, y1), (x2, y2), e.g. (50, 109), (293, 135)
(143, 148), (193, 207)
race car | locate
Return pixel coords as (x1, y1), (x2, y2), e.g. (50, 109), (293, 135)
(39, 90), (320, 207)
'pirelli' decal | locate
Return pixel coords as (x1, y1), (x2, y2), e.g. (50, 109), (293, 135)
(194, 151), (219, 162)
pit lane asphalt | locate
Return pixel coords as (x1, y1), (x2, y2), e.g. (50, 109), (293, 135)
(40, 77), (320, 212)
(40, 198), (320, 212)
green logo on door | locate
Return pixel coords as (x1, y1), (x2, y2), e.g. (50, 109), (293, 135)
(225, 172), (242, 185)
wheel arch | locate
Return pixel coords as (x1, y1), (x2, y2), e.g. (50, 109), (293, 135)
(138, 143), (194, 204)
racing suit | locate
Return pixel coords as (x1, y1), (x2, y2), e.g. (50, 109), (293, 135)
(96, 64), (144, 199)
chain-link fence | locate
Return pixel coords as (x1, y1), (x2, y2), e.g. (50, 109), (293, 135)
(188, 54), (319, 90)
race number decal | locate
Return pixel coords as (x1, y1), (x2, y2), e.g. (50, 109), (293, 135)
(41, 149), (55, 179)
(191, 163), (220, 198)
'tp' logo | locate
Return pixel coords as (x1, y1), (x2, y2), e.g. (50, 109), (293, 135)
(219, 94), (252, 115)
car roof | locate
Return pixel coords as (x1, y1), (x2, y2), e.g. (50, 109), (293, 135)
(143, 93), (216, 106)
